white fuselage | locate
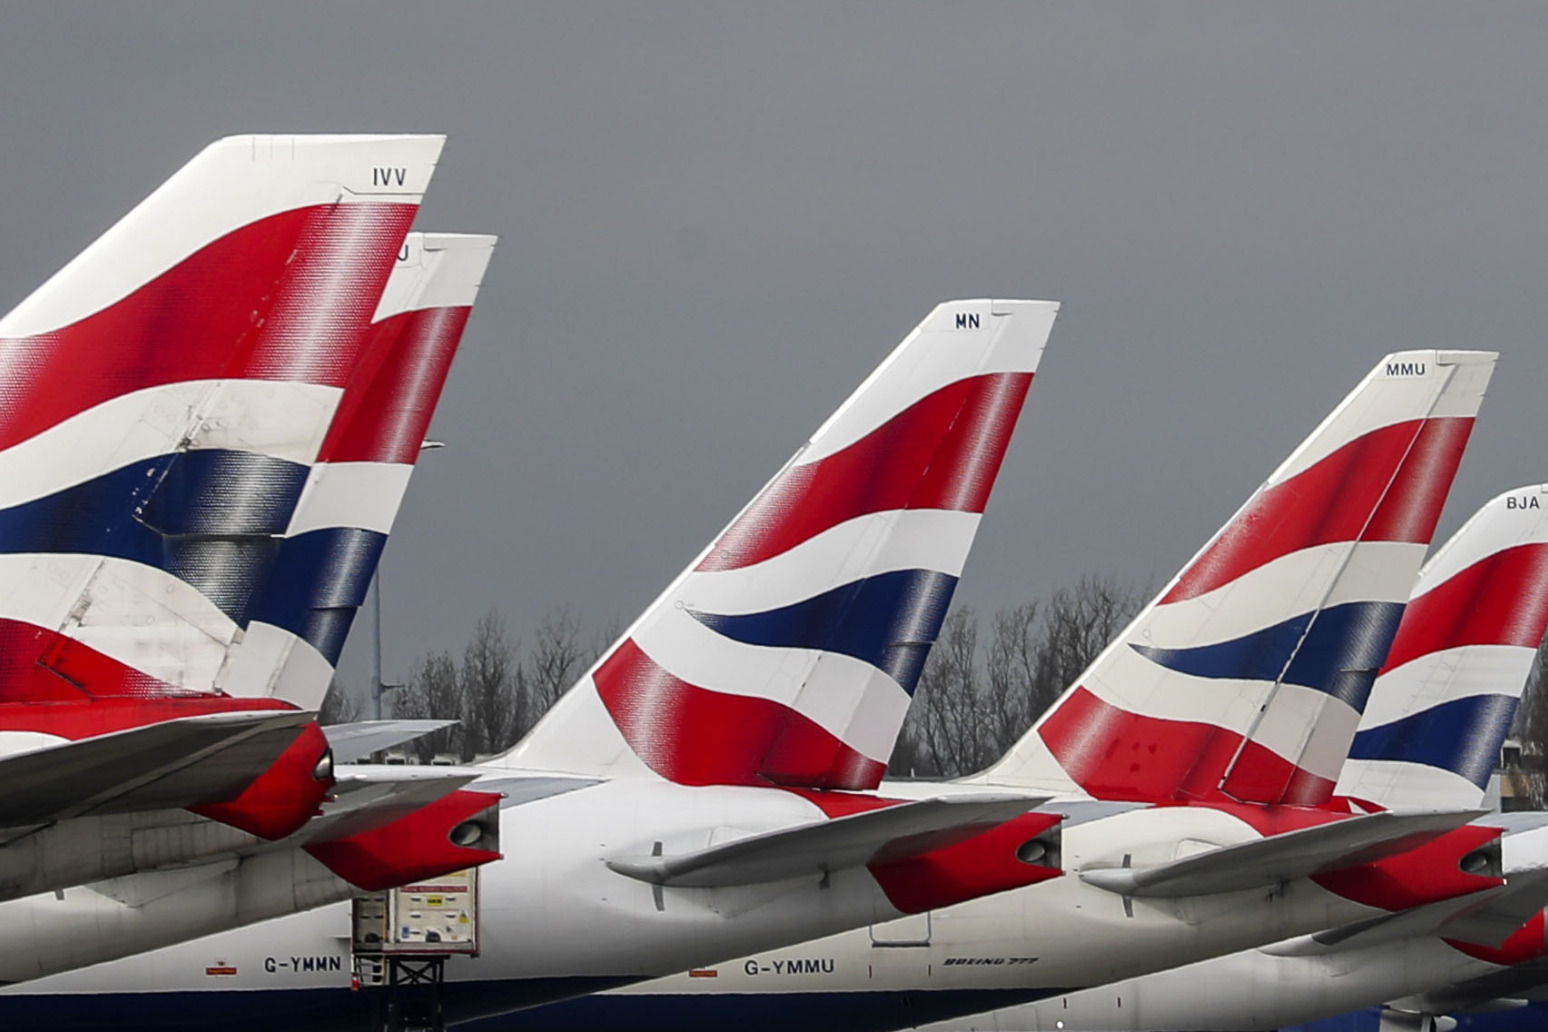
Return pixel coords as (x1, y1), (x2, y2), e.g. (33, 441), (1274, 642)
(0, 769), (929, 1014)
(905, 821), (1548, 1032)
(916, 933), (1510, 1032)
(604, 800), (1402, 999)
(0, 777), (1482, 1032)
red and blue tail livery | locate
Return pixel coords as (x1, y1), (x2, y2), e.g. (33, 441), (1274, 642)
(989, 350), (1495, 805)
(506, 300), (1058, 790)
(0, 135), (442, 715)
(220, 231), (498, 709)
(1338, 483), (1548, 811)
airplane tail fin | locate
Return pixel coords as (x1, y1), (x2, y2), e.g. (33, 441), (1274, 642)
(1337, 484), (1548, 811)
(219, 232), (498, 709)
(505, 300), (1058, 789)
(984, 351), (1495, 804)
(0, 134), (441, 706)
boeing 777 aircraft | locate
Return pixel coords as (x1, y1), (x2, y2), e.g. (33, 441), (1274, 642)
(3, 350), (1515, 1032)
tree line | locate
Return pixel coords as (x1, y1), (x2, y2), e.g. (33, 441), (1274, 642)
(1509, 636), (1548, 806)
(318, 576), (1548, 791)
(891, 573), (1145, 777)
(320, 609), (601, 762)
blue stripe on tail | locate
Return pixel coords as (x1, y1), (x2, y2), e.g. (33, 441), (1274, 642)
(689, 568), (958, 694)
(0, 450), (308, 624)
(1348, 693), (1519, 789)
(248, 527), (386, 664)
(1131, 600), (1405, 711)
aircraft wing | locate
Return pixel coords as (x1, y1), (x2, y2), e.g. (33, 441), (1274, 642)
(0, 710), (314, 833)
(1263, 882), (1524, 959)
(1402, 957), (1548, 1015)
(1081, 809), (1485, 898)
(323, 720), (458, 762)
(607, 793), (1047, 888)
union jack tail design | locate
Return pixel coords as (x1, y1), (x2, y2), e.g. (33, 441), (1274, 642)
(1338, 484), (1548, 811)
(985, 351), (1495, 805)
(0, 135), (440, 734)
(218, 232), (497, 709)
(504, 300), (1059, 789)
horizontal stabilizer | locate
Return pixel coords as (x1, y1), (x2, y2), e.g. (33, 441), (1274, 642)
(0, 710), (313, 831)
(1404, 959), (1548, 1015)
(1081, 809), (1484, 898)
(1263, 886), (1515, 958)
(297, 764), (483, 843)
(1439, 867), (1548, 947)
(323, 720), (458, 762)
(607, 793), (1046, 887)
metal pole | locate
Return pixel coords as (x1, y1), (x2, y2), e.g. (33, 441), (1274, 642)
(370, 570), (385, 721)
(370, 439), (443, 727)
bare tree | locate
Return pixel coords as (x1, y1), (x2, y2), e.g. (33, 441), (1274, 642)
(395, 570), (1143, 779)
(891, 574), (1145, 780)
(513, 608), (592, 740)
(894, 607), (984, 778)
(969, 602), (1037, 760)
(392, 651), (465, 761)
(317, 678), (362, 726)
(1514, 634), (1548, 806)
(462, 609), (517, 758)
(387, 606), (606, 762)
(1030, 572), (1145, 712)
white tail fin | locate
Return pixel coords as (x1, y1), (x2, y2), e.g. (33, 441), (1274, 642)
(982, 351), (1495, 805)
(219, 232), (498, 709)
(1337, 484), (1548, 811)
(503, 300), (1058, 789)
(0, 136), (441, 704)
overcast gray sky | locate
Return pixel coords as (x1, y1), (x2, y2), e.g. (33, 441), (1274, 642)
(1, 4), (1544, 696)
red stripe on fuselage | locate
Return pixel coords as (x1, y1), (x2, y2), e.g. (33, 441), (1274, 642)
(316, 305), (471, 465)
(1164, 418), (1473, 604)
(593, 639), (886, 790)
(782, 787), (895, 818)
(0, 203), (417, 452)
(697, 372), (1032, 573)
(1279, 763), (1341, 807)
(1380, 542), (1548, 674)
